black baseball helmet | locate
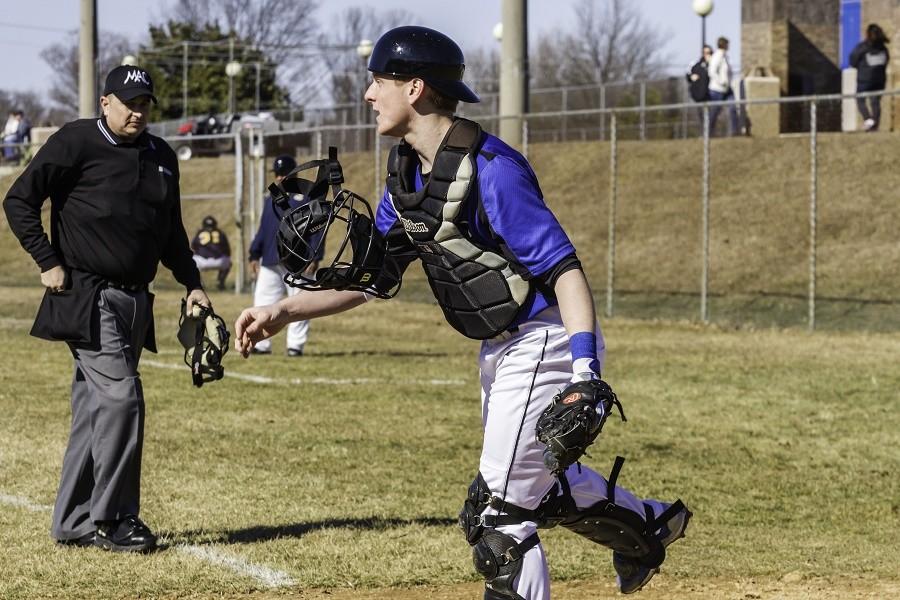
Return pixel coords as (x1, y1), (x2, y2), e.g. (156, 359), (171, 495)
(368, 26), (480, 103)
(272, 154), (297, 176)
(202, 215), (217, 228)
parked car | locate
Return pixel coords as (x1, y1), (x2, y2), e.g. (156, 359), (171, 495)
(172, 112), (281, 160)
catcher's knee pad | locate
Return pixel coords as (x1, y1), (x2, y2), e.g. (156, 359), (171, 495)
(459, 473), (548, 544)
(472, 529), (539, 600)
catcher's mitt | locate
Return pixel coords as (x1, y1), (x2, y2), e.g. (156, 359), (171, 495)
(177, 300), (230, 388)
(535, 379), (626, 475)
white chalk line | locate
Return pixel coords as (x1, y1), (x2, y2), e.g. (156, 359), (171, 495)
(0, 493), (295, 588)
(0, 493), (52, 512)
(141, 358), (467, 386)
(177, 544), (296, 587)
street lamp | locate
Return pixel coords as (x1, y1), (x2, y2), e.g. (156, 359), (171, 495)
(356, 39), (374, 147)
(356, 38), (373, 104)
(225, 60), (242, 114)
(693, 0), (714, 49)
(492, 22), (503, 42)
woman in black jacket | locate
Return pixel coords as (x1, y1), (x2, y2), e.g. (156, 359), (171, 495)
(850, 24), (890, 131)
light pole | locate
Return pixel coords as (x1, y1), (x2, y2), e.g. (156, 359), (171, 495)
(356, 39), (374, 150)
(225, 60), (242, 115)
(693, 0), (714, 49)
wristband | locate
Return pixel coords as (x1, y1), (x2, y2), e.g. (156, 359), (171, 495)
(570, 331), (597, 361)
(570, 332), (601, 377)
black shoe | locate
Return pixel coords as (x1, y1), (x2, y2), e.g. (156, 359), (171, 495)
(56, 531), (96, 547)
(217, 281), (226, 291)
(250, 347), (271, 355)
(286, 346), (304, 357)
(95, 515), (157, 553)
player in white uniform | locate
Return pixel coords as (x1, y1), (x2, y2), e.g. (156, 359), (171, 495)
(235, 26), (690, 599)
(247, 155), (318, 356)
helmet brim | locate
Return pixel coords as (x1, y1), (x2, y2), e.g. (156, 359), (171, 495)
(428, 79), (481, 103)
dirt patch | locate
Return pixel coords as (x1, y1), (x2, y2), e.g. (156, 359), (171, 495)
(196, 577), (900, 600)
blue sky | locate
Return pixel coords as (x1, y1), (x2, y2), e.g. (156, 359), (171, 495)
(0, 0), (741, 94)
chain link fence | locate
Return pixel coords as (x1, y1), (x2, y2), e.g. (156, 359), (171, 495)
(4, 88), (880, 326)
(152, 89), (900, 332)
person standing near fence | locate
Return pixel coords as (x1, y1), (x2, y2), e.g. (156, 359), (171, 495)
(247, 154), (321, 356)
(707, 36), (740, 136)
(687, 45), (712, 103)
(850, 24), (890, 132)
(3, 64), (211, 552)
(687, 45), (712, 130)
(3, 109), (21, 163)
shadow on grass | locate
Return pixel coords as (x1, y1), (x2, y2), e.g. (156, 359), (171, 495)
(166, 515), (458, 545)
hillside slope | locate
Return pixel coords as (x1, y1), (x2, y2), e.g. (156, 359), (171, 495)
(2, 132), (897, 330)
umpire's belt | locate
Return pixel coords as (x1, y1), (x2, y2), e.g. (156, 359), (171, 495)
(105, 281), (149, 292)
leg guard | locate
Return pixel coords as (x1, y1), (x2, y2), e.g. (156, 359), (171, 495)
(473, 529), (540, 600)
(557, 457), (685, 568)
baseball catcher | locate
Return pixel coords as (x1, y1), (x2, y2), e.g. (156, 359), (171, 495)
(177, 299), (229, 387)
(235, 25), (692, 598)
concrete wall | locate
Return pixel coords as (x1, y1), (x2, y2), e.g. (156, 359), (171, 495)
(742, 0), (842, 131)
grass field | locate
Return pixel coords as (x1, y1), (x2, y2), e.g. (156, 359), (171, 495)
(1, 285), (898, 599)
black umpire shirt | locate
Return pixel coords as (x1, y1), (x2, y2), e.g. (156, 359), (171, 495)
(3, 117), (201, 289)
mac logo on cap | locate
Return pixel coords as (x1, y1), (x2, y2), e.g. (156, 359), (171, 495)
(123, 69), (150, 85)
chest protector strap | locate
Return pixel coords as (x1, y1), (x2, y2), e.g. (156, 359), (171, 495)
(386, 118), (531, 340)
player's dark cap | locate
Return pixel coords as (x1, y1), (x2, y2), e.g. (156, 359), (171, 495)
(368, 26), (480, 103)
(103, 65), (158, 104)
(272, 154), (297, 176)
(202, 215), (217, 228)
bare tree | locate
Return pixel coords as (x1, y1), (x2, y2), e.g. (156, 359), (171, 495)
(318, 6), (416, 107)
(465, 47), (500, 98)
(166, 0), (321, 107)
(531, 0), (669, 87)
(39, 32), (135, 122)
(168, 0), (319, 60)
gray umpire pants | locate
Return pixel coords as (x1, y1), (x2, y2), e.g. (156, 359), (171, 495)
(51, 287), (152, 541)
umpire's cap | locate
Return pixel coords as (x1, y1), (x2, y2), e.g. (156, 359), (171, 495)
(367, 26), (480, 103)
(272, 154), (297, 176)
(103, 65), (158, 104)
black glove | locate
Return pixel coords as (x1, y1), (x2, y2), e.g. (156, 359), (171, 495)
(535, 379), (626, 475)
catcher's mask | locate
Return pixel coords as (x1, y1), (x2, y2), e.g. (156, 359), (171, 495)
(270, 146), (401, 299)
(177, 300), (230, 388)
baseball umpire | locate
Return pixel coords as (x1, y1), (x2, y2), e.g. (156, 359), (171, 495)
(3, 65), (212, 552)
(235, 27), (690, 597)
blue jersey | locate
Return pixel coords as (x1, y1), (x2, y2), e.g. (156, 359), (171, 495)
(375, 132), (575, 326)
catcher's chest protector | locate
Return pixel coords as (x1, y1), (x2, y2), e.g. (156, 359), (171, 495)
(387, 118), (531, 340)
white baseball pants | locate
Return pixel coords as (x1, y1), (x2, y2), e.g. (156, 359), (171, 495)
(478, 307), (668, 599)
(252, 264), (309, 352)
